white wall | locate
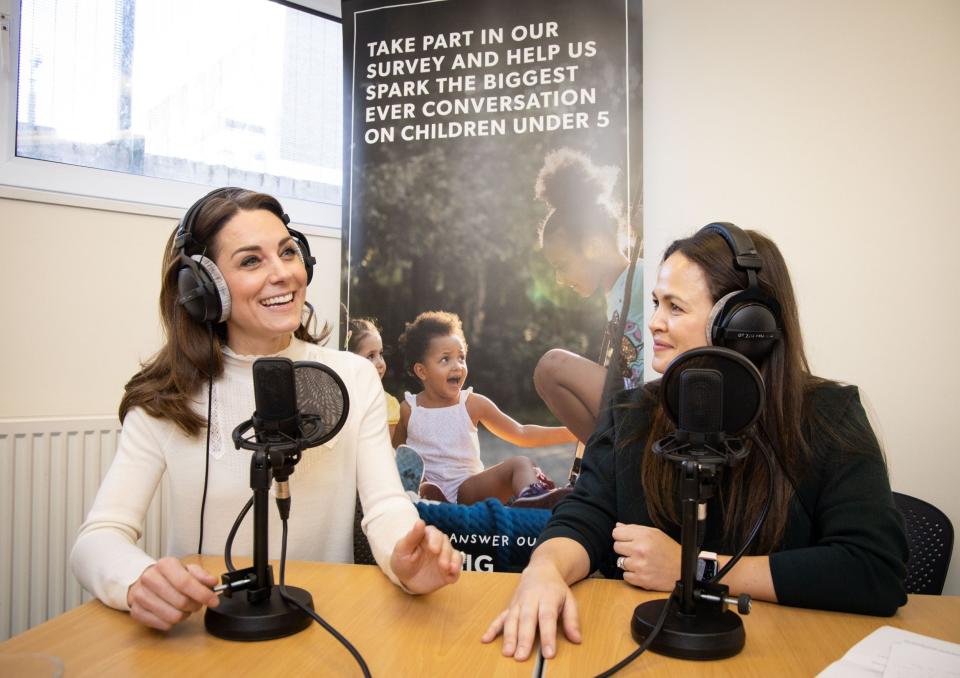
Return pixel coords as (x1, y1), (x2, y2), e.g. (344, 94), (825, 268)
(0, 195), (342, 418)
(643, 0), (960, 593)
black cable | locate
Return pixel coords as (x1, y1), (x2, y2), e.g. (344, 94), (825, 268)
(197, 321), (215, 554)
(277, 518), (372, 678)
(593, 585), (677, 678)
(223, 496), (253, 573)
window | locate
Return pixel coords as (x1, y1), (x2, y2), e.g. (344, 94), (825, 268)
(1, 0), (342, 231)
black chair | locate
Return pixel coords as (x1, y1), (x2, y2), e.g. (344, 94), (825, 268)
(893, 492), (954, 595)
(353, 494), (376, 565)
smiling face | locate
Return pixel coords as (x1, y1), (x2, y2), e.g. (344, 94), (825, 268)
(354, 330), (386, 380)
(413, 333), (468, 405)
(213, 209), (308, 356)
(648, 252), (715, 373)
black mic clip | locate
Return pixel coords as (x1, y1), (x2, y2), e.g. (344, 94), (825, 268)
(232, 412), (331, 471)
(232, 416), (304, 467)
(232, 416), (301, 454)
(692, 581), (752, 616)
(652, 430), (749, 467)
(215, 567), (265, 599)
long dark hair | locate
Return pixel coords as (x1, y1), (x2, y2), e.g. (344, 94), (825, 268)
(636, 228), (816, 553)
(119, 188), (330, 436)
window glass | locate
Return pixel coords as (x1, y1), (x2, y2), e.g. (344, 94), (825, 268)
(16, 0), (342, 205)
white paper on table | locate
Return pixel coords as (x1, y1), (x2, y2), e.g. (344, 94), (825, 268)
(884, 640), (960, 678)
(817, 626), (960, 678)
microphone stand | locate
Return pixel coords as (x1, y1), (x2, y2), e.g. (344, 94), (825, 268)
(204, 442), (314, 641)
(631, 428), (752, 660)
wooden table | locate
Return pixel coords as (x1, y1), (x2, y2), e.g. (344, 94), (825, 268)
(541, 578), (960, 676)
(5, 558), (957, 678)
(0, 556), (538, 678)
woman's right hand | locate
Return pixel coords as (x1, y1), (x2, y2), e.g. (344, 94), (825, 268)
(481, 561), (582, 661)
(126, 557), (220, 630)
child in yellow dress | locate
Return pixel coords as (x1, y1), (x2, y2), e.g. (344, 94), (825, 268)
(347, 318), (400, 435)
(348, 317), (423, 491)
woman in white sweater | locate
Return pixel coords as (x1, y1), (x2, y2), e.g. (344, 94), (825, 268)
(70, 188), (461, 630)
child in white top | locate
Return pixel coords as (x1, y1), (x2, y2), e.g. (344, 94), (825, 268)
(392, 311), (576, 507)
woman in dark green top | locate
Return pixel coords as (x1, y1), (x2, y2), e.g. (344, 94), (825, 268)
(483, 224), (908, 662)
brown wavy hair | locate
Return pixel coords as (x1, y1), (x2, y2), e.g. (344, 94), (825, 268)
(635, 228), (817, 553)
(346, 317), (380, 353)
(119, 188), (330, 436)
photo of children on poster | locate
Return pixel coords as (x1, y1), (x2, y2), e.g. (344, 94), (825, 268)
(342, 0), (643, 569)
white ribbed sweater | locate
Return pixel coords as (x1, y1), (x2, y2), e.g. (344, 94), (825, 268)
(70, 338), (417, 610)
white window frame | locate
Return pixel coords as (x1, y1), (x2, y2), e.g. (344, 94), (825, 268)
(0, 0), (342, 236)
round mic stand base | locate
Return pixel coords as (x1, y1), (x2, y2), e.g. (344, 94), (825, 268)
(631, 598), (744, 660)
(205, 586), (314, 641)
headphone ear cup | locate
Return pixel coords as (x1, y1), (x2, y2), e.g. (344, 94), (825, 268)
(176, 255), (231, 324)
(707, 290), (739, 346)
(713, 294), (780, 363)
(288, 231), (315, 284)
(194, 256), (231, 322)
(291, 239), (307, 267)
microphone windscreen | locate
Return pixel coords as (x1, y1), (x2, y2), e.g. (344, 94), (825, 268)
(661, 346), (763, 435)
(293, 361), (350, 447)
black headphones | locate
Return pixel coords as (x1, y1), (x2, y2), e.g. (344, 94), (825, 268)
(700, 222), (782, 364)
(172, 187), (316, 324)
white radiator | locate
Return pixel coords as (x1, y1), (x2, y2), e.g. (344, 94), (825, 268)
(0, 416), (166, 641)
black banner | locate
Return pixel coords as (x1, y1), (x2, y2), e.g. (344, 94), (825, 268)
(342, 0), (643, 481)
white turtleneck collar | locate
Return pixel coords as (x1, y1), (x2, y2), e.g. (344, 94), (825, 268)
(222, 336), (308, 365)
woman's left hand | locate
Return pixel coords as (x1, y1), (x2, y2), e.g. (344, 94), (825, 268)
(390, 519), (462, 594)
(612, 522), (681, 591)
